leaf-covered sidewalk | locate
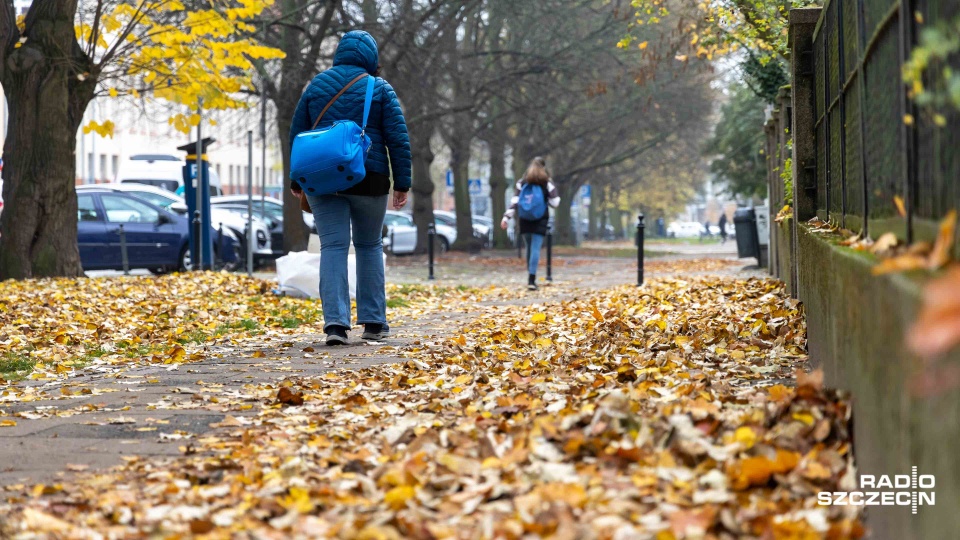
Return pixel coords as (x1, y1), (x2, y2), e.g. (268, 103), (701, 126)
(0, 270), (864, 539)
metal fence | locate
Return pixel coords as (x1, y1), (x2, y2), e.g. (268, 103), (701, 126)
(808, 0), (960, 243)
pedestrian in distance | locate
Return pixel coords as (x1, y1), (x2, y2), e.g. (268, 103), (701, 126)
(500, 157), (561, 291)
(289, 30), (412, 346)
(718, 212), (728, 244)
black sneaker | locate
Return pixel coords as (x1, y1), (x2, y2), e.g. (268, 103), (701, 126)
(527, 274), (538, 291)
(362, 324), (390, 341)
(325, 325), (348, 346)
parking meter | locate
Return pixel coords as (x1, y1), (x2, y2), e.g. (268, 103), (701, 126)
(178, 137), (215, 269)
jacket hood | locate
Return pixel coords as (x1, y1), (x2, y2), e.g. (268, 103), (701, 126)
(333, 31), (379, 74)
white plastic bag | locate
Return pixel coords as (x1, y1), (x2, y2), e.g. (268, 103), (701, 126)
(275, 251), (385, 299)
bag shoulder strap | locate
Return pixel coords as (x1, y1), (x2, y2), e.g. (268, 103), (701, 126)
(311, 73), (369, 129)
(360, 75), (375, 131)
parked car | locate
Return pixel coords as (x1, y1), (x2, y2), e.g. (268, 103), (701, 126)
(667, 221), (705, 238)
(433, 210), (492, 247)
(383, 210), (456, 254)
(209, 202), (285, 258)
(76, 190), (238, 273)
(116, 153), (224, 197)
(212, 195), (314, 231)
(78, 184), (272, 267)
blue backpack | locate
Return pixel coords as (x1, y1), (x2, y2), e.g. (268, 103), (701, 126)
(518, 182), (547, 221)
(290, 74), (375, 196)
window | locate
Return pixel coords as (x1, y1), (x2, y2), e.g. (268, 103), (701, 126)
(111, 155), (119, 178)
(99, 154), (107, 181)
(101, 195), (160, 223)
(128, 191), (176, 209)
(384, 214), (413, 227)
(120, 179), (180, 192)
(229, 165), (234, 184)
(77, 195), (101, 222)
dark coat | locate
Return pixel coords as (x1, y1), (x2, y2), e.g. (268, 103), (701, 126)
(289, 31), (412, 194)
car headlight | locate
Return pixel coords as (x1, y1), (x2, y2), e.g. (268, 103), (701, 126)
(256, 229), (268, 248)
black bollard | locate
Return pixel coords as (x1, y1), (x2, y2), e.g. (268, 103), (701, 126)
(217, 224), (224, 269)
(119, 224), (129, 276)
(546, 226), (553, 282)
(192, 209), (201, 271)
(636, 213), (645, 286)
(427, 222), (436, 280)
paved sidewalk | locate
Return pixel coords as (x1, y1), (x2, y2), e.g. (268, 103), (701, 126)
(0, 254), (756, 486)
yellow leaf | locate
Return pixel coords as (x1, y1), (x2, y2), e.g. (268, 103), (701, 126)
(0, 420), (17, 427)
(893, 195), (907, 218)
(927, 209), (956, 270)
(638, 41), (649, 50)
(531, 312), (547, 323)
(734, 426), (757, 448)
(792, 412), (815, 426)
(384, 485), (416, 510)
(108, 87), (118, 98)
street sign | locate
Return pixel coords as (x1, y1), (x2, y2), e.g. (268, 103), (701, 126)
(468, 178), (483, 195)
(446, 169), (453, 187)
(580, 185), (591, 198)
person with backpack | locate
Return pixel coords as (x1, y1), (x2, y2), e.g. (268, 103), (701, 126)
(500, 157), (560, 290)
(288, 30), (411, 346)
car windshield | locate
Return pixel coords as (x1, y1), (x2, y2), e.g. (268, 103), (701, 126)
(127, 190), (177, 209)
(121, 179), (179, 192)
(435, 214), (456, 226)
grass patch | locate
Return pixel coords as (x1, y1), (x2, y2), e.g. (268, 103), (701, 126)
(0, 353), (34, 381)
(386, 297), (410, 308)
(214, 318), (261, 336)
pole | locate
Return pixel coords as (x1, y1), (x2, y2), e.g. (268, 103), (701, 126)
(546, 225), (553, 282)
(216, 224), (223, 269)
(246, 130), (254, 276)
(427, 222), (436, 280)
(193, 98), (203, 271)
(119, 224), (129, 275)
(260, 83), (267, 215)
(636, 213), (645, 286)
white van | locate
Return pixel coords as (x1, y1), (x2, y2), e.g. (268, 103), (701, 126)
(115, 154), (223, 197)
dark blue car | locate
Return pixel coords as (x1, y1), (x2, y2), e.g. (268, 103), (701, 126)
(77, 190), (238, 273)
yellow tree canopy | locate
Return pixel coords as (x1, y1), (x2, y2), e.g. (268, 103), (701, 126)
(77, 0), (284, 137)
(620, 0), (819, 61)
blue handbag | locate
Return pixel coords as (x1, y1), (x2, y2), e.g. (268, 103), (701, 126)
(290, 73), (375, 196)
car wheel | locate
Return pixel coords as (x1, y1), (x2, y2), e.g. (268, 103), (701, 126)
(178, 246), (191, 272)
(438, 236), (450, 253)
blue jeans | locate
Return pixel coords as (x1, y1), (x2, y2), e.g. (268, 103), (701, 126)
(306, 193), (388, 332)
(524, 233), (545, 276)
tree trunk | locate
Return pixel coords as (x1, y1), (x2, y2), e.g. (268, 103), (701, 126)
(552, 180), (579, 246)
(594, 187), (609, 240)
(409, 120), (435, 254)
(487, 132), (509, 249)
(587, 185), (598, 241)
(0, 0), (94, 279)
(447, 113), (476, 251)
(612, 209), (625, 239)
(276, 97), (311, 253)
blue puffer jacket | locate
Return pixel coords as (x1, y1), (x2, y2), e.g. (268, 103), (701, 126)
(289, 31), (412, 192)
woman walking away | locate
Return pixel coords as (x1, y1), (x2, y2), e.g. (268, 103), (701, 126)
(500, 157), (560, 291)
(289, 30), (411, 346)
